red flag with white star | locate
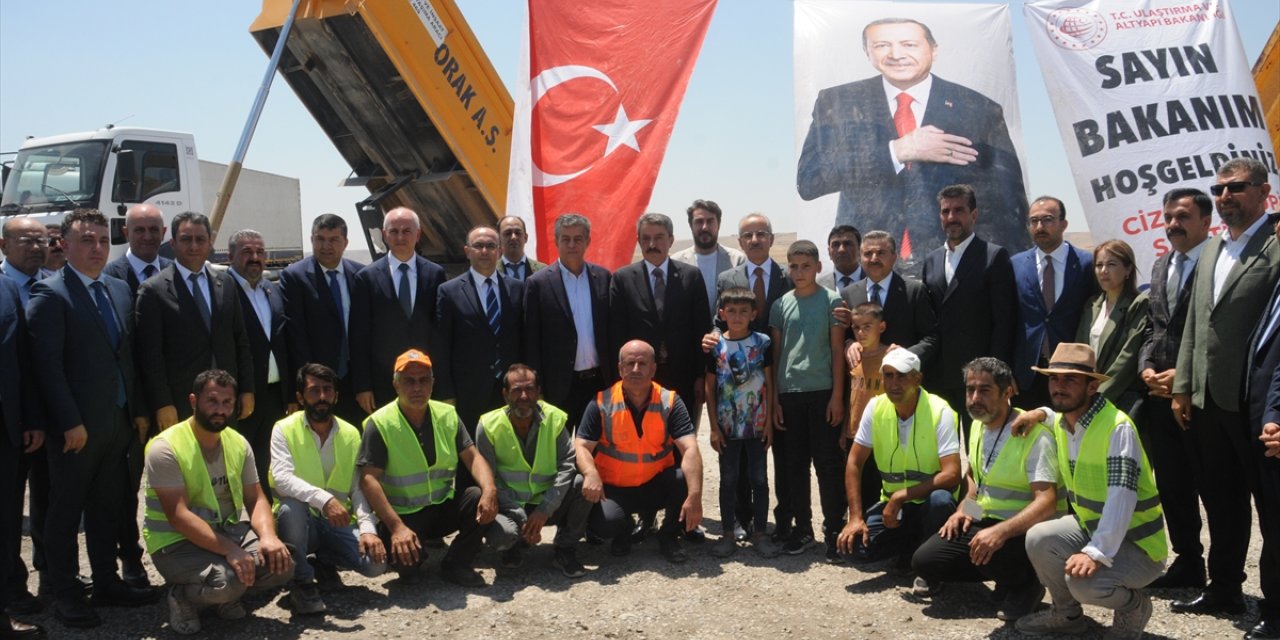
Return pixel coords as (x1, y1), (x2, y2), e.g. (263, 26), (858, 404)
(505, 0), (718, 270)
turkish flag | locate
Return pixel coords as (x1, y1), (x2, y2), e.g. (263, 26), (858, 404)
(505, 0), (717, 270)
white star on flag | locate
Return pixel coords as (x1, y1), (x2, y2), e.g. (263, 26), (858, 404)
(592, 105), (652, 157)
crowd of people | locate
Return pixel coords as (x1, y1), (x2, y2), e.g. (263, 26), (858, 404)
(0, 157), (1276, 639)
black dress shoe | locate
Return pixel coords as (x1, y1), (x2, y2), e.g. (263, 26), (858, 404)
(631, 514), (657, 544)
(92, 581), (160, 608)
(0, 616), (47, 639)
(683, 527), (707, 543)
(1247, 620), (1280, 639)
(1149, 557), (1207, 589)
(52, 598), (101, 628)
(120, 559), (151, 589)
(1170, 589), (1246, 616)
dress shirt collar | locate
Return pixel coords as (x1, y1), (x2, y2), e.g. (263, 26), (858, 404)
(557, 258), (588, 278)
(317, 259), (344, 276)
(228, 267), (263, 292)
(883, 74), (933, 113)
(644, 257), (671, 276)
(469, 267), (500, 291)
(125, 249), (162, 277)
(746, 258), (772, 275)
(869, 271), (895, 291)
(388, 253), (417, 276)
(0, 260), (36, 286)
(66, 263), (103, 287)
(174, 260), (208, 282)
(1224, 213), (1268, 245)
(946, 232), (976, 258)
(1036, 241), (1071, 268)
(1180, 237), (1208, 267)
(502, 256), (527, 270)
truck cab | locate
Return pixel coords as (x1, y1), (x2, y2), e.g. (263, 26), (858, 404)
(0, 127), (203, 256)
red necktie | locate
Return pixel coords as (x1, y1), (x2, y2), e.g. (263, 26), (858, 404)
(894, 92), (916, 171)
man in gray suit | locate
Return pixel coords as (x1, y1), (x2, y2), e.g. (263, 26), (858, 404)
(1171, 158), (1279, 616)
(671, 199), (746, 313)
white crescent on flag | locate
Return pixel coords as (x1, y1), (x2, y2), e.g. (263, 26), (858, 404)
(530, 65), (615, 188)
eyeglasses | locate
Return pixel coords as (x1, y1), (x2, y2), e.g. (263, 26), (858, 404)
(1209, 181), (1263, 196)
(1026, 217), (1060, 227)
(12, 237), (50, 247)
(739, 231), (772, 241)
(468, 243), (498, 251)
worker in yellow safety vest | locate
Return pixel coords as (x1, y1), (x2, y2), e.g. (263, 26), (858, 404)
(1017, 343), (1167, 639)
(909, 357), (1062, 620)
(357, 349), (499, 588)
(269, 363), (387, 616)
(475, 364), (592, 578)
(143, 369), (292, 636)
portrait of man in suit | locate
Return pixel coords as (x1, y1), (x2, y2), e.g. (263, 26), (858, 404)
(796, 17), (1029, 256)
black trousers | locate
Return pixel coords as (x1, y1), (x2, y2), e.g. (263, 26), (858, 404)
(1192, 391), (1253, 593)
(1140, 394), (1204, 560)
(912, 517), (1036, 588)
(780, 391), (847, 538)
(1253, 433), (1280, 621)
(1, 410), (19, 611)
(376, 486), (484, 569)
(45, 409), (130, 600)
(235, 382), (286, 503)
(334, 375), (366, 431)
(589, 466), (689, 539)
(7, 443), (48, 595)
(561, 369), (606, 431)
(116, 432), (145, 569)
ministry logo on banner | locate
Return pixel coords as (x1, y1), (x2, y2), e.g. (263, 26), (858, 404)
(1025, 0), (1278, 282)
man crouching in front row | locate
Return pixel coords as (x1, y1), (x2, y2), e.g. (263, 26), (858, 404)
(143, 369), (293, 635)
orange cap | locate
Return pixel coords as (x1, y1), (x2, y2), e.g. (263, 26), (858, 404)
(394, 349), (432, 372)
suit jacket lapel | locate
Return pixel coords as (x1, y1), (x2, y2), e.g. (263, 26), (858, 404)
(65, 272), (112, 345)
(310, 259), (342, 321)
(461, 273), (484, 319)
(1217, 228), (1274, 305)
(169, 268), (208, 334)
(1095, 293), (1130, 365)
(548, 263), (573, 320)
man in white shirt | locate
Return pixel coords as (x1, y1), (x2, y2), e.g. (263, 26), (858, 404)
(670, 199), (745, 313)
(271, 364), (385, 615)
(1018, 343), (1165, 638)
(837, 349), (961, 565)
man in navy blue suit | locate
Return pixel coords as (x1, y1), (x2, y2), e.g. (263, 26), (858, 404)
(797, 17), (1029, 256)
(1010, 196), (1097, 409)
(1245, 212), (1280, 640)
(280, 214), (365, 425)
(0, 276), (45, 638)
(350, 207), (446, 414)
(28, 209), (158, 628)
(102, 204), (172, 297)
(435, 226), (523, 436)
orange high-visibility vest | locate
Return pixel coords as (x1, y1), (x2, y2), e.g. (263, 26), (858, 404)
(593, 382), (676, 487)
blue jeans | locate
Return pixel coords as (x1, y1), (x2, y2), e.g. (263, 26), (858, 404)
(276, 498), (386, 584)
(855, 489), (956, 562)
(718, 437), (769, 536)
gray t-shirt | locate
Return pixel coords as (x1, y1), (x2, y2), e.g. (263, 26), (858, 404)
(145, 434), (259, 522)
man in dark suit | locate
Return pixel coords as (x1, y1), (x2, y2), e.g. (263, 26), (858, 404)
(0, 276), (45, 638)
(227, 229), (290, 498)
(1250, 255), (1280, 640)
(817, 225), (864, 292)
(920, 184), (1016, 419)
(714, 213), (793, 541)
(523, 213), (614, 426)
(434, 226), (524, 434)
(101, 203), (173, 589)
(28, 209), (157, 628)
(135, 211), (255, 431)
(1137, 188), (1213, 590)
(840, 230), (937, 366)
(497, 216), (546, 282)
(280, 214), (365, 425)
(796, 17), (1029, 255)
(1172, 158), (1280, 617)
(102, 204), (172, 297)
(350, 207), (446, 414)
(0, 218), (55, 607)
(1011, 196), (1097, 409)
(609, 213), (712, 416)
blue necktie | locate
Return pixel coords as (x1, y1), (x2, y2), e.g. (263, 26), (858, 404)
(839, 275), (852, 290)
(92, 282), (126, 407)
(188, 272), (212, 331)
(485, 277), (501, 335)
(870, 282), (883, 306)
(142, 264), (157, 280)
(327, 269), (348, 378)
(397, 263), (413, 318)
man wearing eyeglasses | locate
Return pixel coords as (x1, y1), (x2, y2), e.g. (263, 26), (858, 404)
(0, 218), (53, 307)
(1171, 157), (1279, 620)
(1009, 196), (1098, 409)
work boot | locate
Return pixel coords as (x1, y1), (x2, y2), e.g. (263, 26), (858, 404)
(1105, 593), (1152, 640)
(287, 581), (326, 615)
(997, 583), (1045, 621)
(552, 547), (587, 579)
(166, 587), (199, 636)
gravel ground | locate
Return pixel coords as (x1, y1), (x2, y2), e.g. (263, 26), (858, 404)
(16, 416), (1266, 639)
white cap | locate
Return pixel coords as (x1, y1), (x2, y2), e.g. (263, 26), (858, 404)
(881, 349), (921, 374)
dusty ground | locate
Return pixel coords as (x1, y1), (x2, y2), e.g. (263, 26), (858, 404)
(15, 416), (1266, 639)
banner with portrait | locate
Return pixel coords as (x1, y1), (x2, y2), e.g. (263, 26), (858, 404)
(1025, 0), (1279, 282)
(794, 1), (1030, 268)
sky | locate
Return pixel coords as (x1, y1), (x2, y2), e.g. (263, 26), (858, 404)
(1, 1), (1277, 255)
